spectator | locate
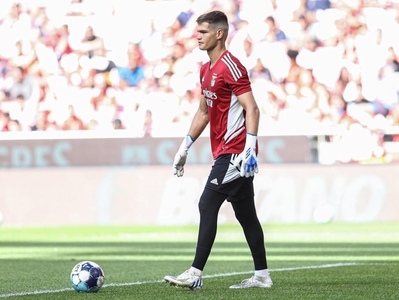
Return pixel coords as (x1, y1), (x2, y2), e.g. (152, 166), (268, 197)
(7, 118), (22, 131)
(113, 118), (125, 130)
(0, 112), (11, 131)
(305, 0), (331, 12)
(5, 66), (34, 101)
(79, 25), (116, 75)
(62, 104), (85, 130)
(80, 25), (104, 59)
(118, 51), (145, 89)
(172, 89), (199, 124)
(388, 102), (399, 127)
(31, 110), (54, 131)
(264, 16), (287, 42)
(54, 24), (74, 60)
(142, 109), (153, 137)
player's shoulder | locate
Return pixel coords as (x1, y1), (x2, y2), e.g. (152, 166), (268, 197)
(220, 51), (245, 69)
(219, 51), (247, 79)
(221, 51), (241, 63)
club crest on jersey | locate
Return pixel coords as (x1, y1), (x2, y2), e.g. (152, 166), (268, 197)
(211, 73), (217, 87)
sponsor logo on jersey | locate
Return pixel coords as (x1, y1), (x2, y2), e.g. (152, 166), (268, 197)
(203, 88), (217, 108)
(203, 88), (217, 100)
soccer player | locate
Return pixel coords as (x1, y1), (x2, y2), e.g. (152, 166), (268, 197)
(163, 11), (272, 290)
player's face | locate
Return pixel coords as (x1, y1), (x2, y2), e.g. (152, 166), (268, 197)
(196, 22), (218, 51)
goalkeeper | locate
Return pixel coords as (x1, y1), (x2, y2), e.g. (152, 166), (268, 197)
(164, 10), (272, 290)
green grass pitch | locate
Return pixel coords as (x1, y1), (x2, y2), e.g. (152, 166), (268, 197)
(0, 222), (398, 299)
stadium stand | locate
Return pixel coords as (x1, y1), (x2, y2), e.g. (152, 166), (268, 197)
(0, 0), (398, 163)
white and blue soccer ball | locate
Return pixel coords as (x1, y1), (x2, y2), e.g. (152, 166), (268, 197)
(70, 261), (105, 293)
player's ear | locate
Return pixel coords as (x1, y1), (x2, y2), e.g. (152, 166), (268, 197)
(216, 29), (225, 40)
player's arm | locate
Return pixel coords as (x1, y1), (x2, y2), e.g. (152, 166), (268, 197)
(173, 95), (209, 177)
(187, 94), (209, 140)
(234, 91), (260, 177)
(237, 91), (260, 135)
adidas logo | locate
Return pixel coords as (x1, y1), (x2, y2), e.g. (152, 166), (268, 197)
(210, 178), (218, 185)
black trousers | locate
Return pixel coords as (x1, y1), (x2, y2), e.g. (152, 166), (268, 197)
(192, 154), (268, 271)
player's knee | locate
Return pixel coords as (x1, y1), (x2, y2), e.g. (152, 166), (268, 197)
(198, 198), (206, 214)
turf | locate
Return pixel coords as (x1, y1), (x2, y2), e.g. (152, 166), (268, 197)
(0, 222), (398, 299)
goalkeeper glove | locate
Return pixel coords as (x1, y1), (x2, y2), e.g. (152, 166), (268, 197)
(234, 133), (259, 178)
(173, 135), (194, 177)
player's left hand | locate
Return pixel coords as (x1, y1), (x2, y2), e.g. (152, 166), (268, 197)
(234, 133), (259, 178)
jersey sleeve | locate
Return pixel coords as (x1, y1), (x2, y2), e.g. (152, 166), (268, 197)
(222, 53), (252, 96)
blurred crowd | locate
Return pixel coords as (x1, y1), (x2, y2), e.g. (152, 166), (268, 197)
(0, 0), (398, 161)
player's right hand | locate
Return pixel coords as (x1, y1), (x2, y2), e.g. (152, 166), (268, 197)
(173, 135), (194, 177)
(173, 149), (188, 177)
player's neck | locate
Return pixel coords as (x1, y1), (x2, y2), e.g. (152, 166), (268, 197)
(208, 46), (227, 68)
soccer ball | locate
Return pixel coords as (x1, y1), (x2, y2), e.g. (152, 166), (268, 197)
(70, 261), (105, 292)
